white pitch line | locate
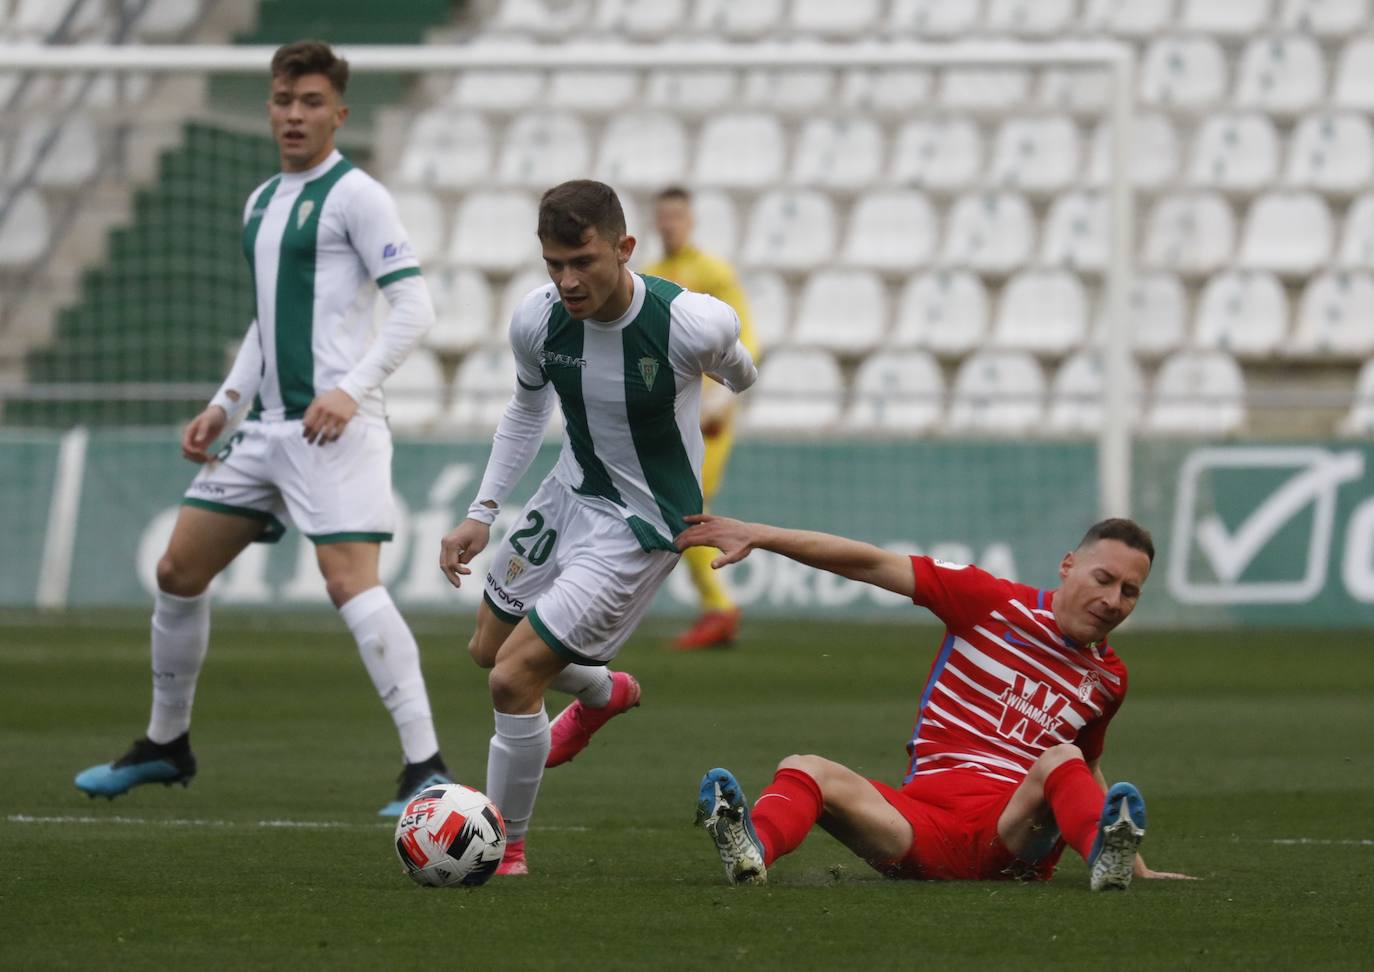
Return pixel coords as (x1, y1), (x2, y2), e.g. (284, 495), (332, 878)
(5, 814), (593, 833)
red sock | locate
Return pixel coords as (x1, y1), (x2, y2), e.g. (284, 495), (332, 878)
(1043, 758), (1106, 861)
(751, 768), (824, 867)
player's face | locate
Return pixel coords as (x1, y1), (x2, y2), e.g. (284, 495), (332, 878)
(268, 73), (346, 172)
(655, 197), (693, 255)
(542, 227), (636, 321)
(1054, 539), (1151, 645)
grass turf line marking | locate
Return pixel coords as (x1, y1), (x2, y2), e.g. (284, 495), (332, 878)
(5, 814), (595, 832)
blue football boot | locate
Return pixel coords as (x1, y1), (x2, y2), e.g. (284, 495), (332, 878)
(695, 767), (767, 885)
(1088, 781), (1147, 891)
(74, 734), (196, 799)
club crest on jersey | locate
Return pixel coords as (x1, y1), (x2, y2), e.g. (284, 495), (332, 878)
(296, 200), (315, 229)
(1077, 670), (1101, 703)
(505, 557), (525, 586)
(637, 357), (660, 390)
(996, 673), (1069, 747)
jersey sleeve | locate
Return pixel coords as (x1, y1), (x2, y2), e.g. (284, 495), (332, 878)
(507, 283), (558, 390)
(1074, 658), (1128, 763)
(669, 290), (757, 393)
(705, 259), (758, 360)
(909, 555), (1013, 630)
(341, 177), (423, 288)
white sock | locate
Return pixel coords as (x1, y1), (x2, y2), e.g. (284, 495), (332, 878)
(549, 666), (614, 708)
(339, 586), (439, 764)
(487, 707), (550, 841)
(146, 590), (211, 744)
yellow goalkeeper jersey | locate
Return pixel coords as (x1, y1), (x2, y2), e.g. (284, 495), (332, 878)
(642, 245), (759, 360)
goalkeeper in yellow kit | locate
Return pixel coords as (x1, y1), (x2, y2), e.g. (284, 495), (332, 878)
(643, 186), (760, 649)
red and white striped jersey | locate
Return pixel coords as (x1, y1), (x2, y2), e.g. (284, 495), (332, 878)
(903, 556), (1128, 786)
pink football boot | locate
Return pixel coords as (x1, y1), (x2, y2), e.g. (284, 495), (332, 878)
(546, 672), (641, 768)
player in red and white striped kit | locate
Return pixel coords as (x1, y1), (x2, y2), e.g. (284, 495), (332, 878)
(677, 515), (1194, 891)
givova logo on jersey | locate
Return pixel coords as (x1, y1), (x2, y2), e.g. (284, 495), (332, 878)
(996, 674), (1069, 747)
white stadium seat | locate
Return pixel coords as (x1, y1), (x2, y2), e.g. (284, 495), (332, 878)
(397, 110), (491, 191)
(1145, 351), (1247, 436)
(1285, 112), (1374, 195)
(1333, 37), (1374, 111)
(498, 113), (591, 190)
(792, 270), (889, 355)
(445, 346), (519, 434)
(839, 69), (935, 116)
(992, 270), (1089, 355)
(741, 69), (835, 117)
(11, 0), (106, 39)
(1289, 271), (1374, 357)
(0, 188), (49, 267)
(593, 0), (688, 41)
(988, 115), (1079, 196)
(1046, 350), (1146, 435)
(596, 112), (687, 190)
(1143, 191), (1236, 276)
(450, 58), (544, 113)
(694, 0), (786, 39)
(1181, 0), (1272, 35)
(893, 271), (990, 355)
(694, 112), (786, 189)
(383, 348), (445, 433)
(1097, 272), (1190, 357)
(449, 192), (541, 274)
(842, 190), (937, 273)
(790, 0), (883, 38)
(133, 0), (202, 39)
(1187, 112), (1281, 194)
(1037, 68), (1113, 118)
(643, 69), (737, 116)
(845, 350), (945, 433)
(1140, 36), (1228, 113)
(1279, 0), (1368, 35)
(497, 269), (552, 335)
(1079, 0), (1176, 36)
(1088, 113), (1181, 190)
(9, 117), (98, 189)
(1235, 35), (1325, 118)
(942, 191), (1036, 275)
(745, 349), (844, 431)
(887, 0), (982, 37)
(890, 118), (983, 192)
(425, 267), (494, 353)
(1338, 359), (1374, 435)
(1238, 191), (1332, 276)
(739, 271), (791, 347)
(493, 0), (594, 38)
(791, 117), (884, 190)
(547, 65), (639, 115)
(689, 190), (740, 261)
(1041, 191), (1108, 274)
(946, 350), (1046, 434)
(939, 68), (1032, 114)
(1338, 193), (1374, 267)
(742, 190), (837, 272)
(1193, 270), (1288, 358)
(392, 190), (446, 265)
(983, 0), (1077, 36)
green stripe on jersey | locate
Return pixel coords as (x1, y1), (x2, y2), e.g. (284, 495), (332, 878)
(623, 275), (702, 543)
(544, 306), (622, 505)
(274, 158), (354, 414)
(376, 266), (421, 288)
(242, 178), (279, 423)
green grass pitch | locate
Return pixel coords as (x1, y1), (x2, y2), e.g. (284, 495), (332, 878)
(2, 612), (1371, 970)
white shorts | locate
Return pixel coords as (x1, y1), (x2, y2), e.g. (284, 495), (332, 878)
(483, 477), (679, 665)
(182, 418), (395, 545)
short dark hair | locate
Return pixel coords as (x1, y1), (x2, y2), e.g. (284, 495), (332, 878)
(538, 180), (626, 248)
(1077, 518), (1155, 563)
(271, 40), (349, 95)
(655, 185), (692, 204)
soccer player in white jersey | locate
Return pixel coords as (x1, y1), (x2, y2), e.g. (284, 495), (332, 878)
(438, 180), (758, 875)
(678, 515), (1196, 891)
(75, 41), (452, 815)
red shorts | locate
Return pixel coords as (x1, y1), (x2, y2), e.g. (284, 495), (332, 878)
(868, 769), (1064, 881)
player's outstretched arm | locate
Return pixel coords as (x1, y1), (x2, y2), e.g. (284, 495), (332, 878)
(676, 514), (915, 599)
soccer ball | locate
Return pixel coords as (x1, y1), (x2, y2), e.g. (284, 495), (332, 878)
(394, 783), (507, 887)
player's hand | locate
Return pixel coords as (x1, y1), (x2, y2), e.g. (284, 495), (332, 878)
(181, 405), (228, 463)
(302, 388), (358, 445)
(675, 513), (756, 568)
(1138, 867), (1198, 881)
(440, 519), (490, 589)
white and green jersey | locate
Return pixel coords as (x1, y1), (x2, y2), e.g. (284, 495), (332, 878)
(508, 273), (756, 551)
(241, 150), (422, 422)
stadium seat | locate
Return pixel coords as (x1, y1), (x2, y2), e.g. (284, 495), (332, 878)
(0, 188), (49, 267)
(839, 69), (935, 117)
(694, 113), (786, 189)
(449, 192), (541, 274)
(939, 68), (1032, 114)
(424, 267), (494, 354)
(1037, 67), (1113, 118)
(689, 189), (740, 261)
(643, 69), (737, 116)
(1285, 112), (1374, 195)
(596, 112), (687, 190)
(1180, 0), (1272, 35)
(844, 350), (945, 433)
(1187, 112), (1281, 194)
(694, 0), (786, 39)
(790, 0), (883, 38)
(1238, 191), (1333, 276)
(1288, 0), (1370, 35)
(983, 0), (1077, 35)
(1338, 358), (1374, 435)
(1140, 35), (1228, 112)
(1079, 0), (1175, 36)
(842, 190), (936, 273)
(1338, 36), (1374, 116)
(1338, 193), (1374, 266)
(792, 270), (889, 355)
(1143, 191), (1236, 277)
(450, 58), (545, 113)
(547, 64), (639, 115)
(1096, 271), (1190, 357)
(445, 346), (520, 434)
(745, 348), (844, 432)
(392, 190), (446, 265)
(946, 350), (1046, 434)
(9, 117), (98, 190)
(739, 270), (791, 347)
(892, 270), (990, 355)
(992, 270), (1089, 355)
(1041, 191), (1107, 274)
(791, 116), (884, 190)
(9, 0), (106, 40)
(941, 191), (1036, 275)
(383, 348), (445, 433)
(1088, 114), (1180, 191)
(1235, 35), (1325, 118)
(741, 190), (837, 272)
(740, 68), (835, 117)
(988, 115), (1079, 196)
(1288, 271), (1374, 357)
(1046, 350), (1146, 435)
(887, 0), (981, 37)
(593, 0), (688, 41)
(498, 113), (591, 190)
(497, 268), (553, 335)
(889, 117), (983, 193)
(1144, 350), (1248, 436)
(491, 0), (595, 39)
(132, 0), (202, 39)
(1193, 270), (1288, 358)
(397, 110), (492, 191)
